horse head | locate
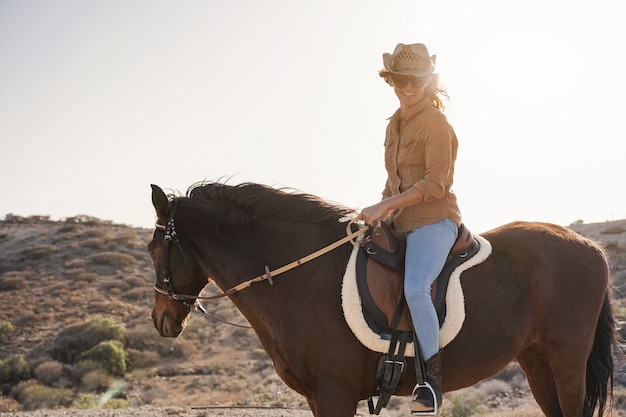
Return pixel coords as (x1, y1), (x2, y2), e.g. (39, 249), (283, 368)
(148, 184), (208, 337)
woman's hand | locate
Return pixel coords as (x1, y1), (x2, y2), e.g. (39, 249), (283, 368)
(360, 200), (394, 225)
(361, 188), (424, 225)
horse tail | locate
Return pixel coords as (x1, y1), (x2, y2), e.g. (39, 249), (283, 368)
(584, 293), (619, 417)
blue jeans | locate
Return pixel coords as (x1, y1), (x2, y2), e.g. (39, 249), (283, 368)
(404, 218), (458, 361)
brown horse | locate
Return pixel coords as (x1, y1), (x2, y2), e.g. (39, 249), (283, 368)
(148, 182), (617, 417)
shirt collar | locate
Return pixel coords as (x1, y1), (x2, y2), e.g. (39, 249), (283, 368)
(400, 95), (432, 121)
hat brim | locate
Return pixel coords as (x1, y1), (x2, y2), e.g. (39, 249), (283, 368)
(382, 53), (435, 77)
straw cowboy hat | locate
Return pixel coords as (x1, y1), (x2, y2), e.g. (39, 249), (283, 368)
(382, 43), (436, 77)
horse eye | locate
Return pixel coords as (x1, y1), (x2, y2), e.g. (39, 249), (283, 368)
(147, 240), (156, 254)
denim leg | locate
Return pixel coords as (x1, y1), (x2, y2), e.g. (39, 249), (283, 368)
(404, 218), (458, 361)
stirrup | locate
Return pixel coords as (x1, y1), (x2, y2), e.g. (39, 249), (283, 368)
(410, 382), (438, 416)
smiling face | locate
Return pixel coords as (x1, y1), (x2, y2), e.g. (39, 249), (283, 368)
(391, 74), (431, 108)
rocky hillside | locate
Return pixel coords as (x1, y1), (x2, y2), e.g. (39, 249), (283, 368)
(0, 215), (625, 416)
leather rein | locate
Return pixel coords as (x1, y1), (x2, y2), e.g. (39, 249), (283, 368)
(153, 216), (369, 326)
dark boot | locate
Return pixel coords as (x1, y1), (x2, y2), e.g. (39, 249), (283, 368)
(410, 351), (443, 414)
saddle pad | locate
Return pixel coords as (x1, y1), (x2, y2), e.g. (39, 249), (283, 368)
(341, 234), (492, 356)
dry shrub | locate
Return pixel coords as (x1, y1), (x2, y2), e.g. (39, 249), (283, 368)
(126, 348), (160, 368)
(15, 310), (36, 325)
(88, 252), (137, 268)
(64, 258), (87, 269)
(76, 228), (108, 239)
(34, 361), (63, 386)
(74, 238), (106, 249)
(0, 276), (27, 291)
(20, 245), (58, 259)
(126, 324), (165, 351)
(65, 268), (99, 283)
(48, 281), (71, 296)
(71, 360), (101, 383)
(0, 271), (35, 290)
(475, 379), (512, 398)
(79, 369), (113, 393)
(602, 225), (626, 235)
(0, 395), (21, 412)
(125, 275), (148, 287)
(101, 279), (130, 293)
(56, 224), (79, 235)
(9, 379), (36, 399)
(217, 378), (248, 392)
(123, 286), (151, 302)
(109, 230), (144, 247)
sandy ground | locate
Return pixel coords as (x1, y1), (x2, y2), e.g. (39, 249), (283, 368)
(0, 406), (314, 417)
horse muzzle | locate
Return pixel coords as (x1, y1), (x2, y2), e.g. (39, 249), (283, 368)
(152, 309), (185, 337)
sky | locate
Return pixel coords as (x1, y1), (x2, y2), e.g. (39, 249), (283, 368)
(1, 0), (624, 233)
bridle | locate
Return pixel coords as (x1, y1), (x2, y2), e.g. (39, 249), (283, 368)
(152, 215), (370, 327)
(153, 218), (256, 328)
(153, 218), (198, 310)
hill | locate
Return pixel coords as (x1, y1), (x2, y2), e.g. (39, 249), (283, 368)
(0, 215), (625, 416)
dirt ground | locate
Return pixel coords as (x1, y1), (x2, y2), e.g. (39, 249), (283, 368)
(0, 406), (313, 417)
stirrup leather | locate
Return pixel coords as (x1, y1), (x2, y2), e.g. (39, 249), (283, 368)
(410, 381), (438, 416)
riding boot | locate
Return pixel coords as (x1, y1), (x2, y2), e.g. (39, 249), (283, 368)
(410, 351), (443, 414)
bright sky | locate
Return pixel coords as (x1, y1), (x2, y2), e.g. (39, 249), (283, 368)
(1, 0), (624, 233)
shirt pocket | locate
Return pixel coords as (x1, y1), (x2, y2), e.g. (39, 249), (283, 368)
(397, 136), (424, 169)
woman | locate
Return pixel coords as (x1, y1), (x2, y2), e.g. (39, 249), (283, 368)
(360, 43), (462, 414)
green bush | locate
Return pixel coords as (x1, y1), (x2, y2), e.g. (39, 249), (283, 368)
(50, 316), (125, 363)
(0, 355), (31, 385)
(102, 398), (130, 409)
(441, 393), (487, 417)
(0, 321), (14, 342)
(72, 393), (99, 409)
(72, 393), (130, 410)
(79, 340), (128, 377)
(17, 384), (73, 410)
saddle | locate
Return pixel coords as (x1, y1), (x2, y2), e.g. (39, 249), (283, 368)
(356, 220), (480, 335)
(351, 220), (483, 415)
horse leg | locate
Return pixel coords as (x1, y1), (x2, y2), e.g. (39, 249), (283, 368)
(519, 342), (590, 417)
(518, 346), (563, 417)
(306, 382), (359, 417)
(306, 399), (317, 416)
(546, 344), (588, 417)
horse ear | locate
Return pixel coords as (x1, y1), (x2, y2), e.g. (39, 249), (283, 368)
(151, 184), (169, 219)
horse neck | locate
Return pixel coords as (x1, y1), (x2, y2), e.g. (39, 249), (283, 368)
(192, 218), (347, 308)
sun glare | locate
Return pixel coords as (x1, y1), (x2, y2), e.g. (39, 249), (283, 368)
(493, 40), (564, 93)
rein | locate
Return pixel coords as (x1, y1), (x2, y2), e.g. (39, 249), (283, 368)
(153, 216), (369, 320)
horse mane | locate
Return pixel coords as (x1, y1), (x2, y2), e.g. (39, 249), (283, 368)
(184, 181), (356, 225)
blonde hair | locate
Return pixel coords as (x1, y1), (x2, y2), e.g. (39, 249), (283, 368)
(379, 70), (449, 111)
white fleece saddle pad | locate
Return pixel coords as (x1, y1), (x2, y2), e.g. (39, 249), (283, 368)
(341, 234), (492, 356)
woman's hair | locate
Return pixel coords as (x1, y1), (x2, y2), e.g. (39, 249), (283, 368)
(379, 70), (449, 111)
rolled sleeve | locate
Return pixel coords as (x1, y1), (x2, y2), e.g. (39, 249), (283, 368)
(413, 121), (454, 202)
